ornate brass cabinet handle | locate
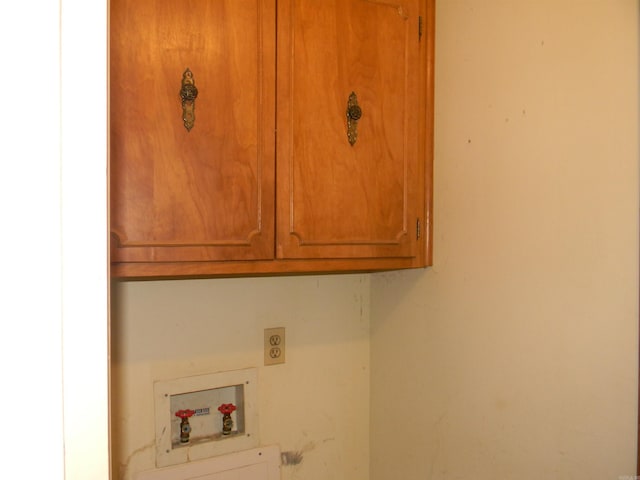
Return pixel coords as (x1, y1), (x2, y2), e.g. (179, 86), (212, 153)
(346, 92), (362, 146)
(180, 68), (198, 132)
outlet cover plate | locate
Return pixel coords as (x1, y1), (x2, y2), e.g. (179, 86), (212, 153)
(264, 327), (285, 366)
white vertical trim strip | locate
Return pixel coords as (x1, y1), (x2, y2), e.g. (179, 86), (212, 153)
(60, 0), (110, 478)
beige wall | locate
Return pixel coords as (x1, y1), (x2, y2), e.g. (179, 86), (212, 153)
(371, 1), (639, 479)
(111, 274), (370, 480)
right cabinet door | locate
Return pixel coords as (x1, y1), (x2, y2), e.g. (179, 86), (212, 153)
(276, 0), (425, 261)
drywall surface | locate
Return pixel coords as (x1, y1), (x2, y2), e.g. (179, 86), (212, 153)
(371, 1), (639, 479)
(111, 274), (369, 480)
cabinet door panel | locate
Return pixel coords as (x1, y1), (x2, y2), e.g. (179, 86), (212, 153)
(111, 0), (275, 263)
(277, 0), (422, 259)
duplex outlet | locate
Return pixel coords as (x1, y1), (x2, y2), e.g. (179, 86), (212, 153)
(264, 327), (285, 366)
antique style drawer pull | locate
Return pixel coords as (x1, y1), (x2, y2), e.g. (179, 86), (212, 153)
(346, 92), (362, 146)
(180, 68), (199, 132)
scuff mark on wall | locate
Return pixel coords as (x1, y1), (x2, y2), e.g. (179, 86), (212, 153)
(428, 412), (447, 478)
(118, 439), (155, 480)
(281, 441), (316, 467)
(281, 450), (304, 466)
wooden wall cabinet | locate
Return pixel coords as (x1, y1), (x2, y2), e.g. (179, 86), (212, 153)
(110, 0), (434, 278)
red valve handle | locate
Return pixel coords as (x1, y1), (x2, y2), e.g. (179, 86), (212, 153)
(217, 403), (236, 415)
(175, 409), (195, 419)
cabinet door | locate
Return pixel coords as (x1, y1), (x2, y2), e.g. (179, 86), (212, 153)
(276, 0), (423, 260)
(111, 0), (275, 264)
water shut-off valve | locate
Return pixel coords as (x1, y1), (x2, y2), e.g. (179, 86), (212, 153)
(175, 409), (195, 444)
(218, 403), (236, 435)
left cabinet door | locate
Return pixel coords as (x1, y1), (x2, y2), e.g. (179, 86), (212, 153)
(110, 0), (276, 266)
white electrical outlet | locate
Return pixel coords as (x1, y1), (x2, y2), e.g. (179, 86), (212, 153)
(264, 327), (285, 366)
